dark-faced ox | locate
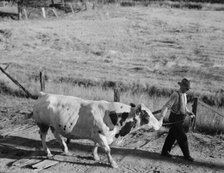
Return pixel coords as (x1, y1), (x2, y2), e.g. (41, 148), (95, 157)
(32, 92), (163, 168)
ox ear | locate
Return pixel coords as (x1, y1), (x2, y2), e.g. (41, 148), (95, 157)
(109, 111), (118, 125)
(130, 103), (136, 107)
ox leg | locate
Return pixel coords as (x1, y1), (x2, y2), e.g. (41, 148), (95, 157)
(92, 143), (100, 161)
(66, 138), (71, 145)
(52, 130), (69, 155)
(37, 123), (52, 157)
(98, 134), (118, 168)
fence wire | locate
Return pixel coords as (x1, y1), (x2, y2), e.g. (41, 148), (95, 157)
(196, 100), (224, 132)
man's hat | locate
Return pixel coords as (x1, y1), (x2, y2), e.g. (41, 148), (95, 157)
(178, 78), (191, 89)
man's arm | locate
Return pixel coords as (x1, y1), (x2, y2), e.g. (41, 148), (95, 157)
(186, 107), (195, 118)
(161, 106), (168, 118)
(160, 92), (177, 118)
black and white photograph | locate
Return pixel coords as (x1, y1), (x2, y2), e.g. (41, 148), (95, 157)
(0, 0), (224, 172)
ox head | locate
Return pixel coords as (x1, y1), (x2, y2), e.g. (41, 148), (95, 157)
(112, 103), (162, 138)
(133, 104), (163, 131)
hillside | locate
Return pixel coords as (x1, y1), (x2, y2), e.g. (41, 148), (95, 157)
(1, 5), (224, 96)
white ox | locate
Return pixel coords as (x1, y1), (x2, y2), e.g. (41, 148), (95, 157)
(32, 92), (163, 168)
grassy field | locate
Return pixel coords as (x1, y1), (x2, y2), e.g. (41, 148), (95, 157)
(1, 4), (224, 105)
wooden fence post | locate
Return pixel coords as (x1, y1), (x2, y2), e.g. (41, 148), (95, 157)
(40, 70), (45, 92)
(69, 3), (74, 14)
(17, 1), (23, 20)
(62, 0), (65, 6)
(191, 97), (198, 132)
(41, 7), (46, 18)
(114, 84), (120, 102)
(52, 8), (58, 17)
(23, 8), (28, 20)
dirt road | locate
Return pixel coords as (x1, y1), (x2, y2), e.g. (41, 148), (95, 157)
(1, 123), (224, 173)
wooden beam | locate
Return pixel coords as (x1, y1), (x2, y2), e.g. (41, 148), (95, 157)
(32, 160), (58, 170)
(52, 8), (58, 17)
(12, 158), (40, 167)
(40, 70), (45, 92)
(69, 3), (74, 14)
(61, 0), (65, 6)
(23, 8), (28, 20)
(51, 0), (55, 5)
(41, 7), (46, 18)
(0, 66), (37, 99)
(191, 97), (198, 132)
(17, 1), (22, 20)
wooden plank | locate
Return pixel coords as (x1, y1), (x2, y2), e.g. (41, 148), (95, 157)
(0, 126), (24, 136)
(53, 154), (77, 162)
(23, 8), (28, 20)
(12, 158), (40, 167)
(69, 3), (74, 14)
(41, 7), (46, 18)
(0, 124), (36, 136)
(31, 160), (58, 170)
(52, 8), (58, 17)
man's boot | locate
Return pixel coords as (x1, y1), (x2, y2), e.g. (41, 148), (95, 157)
(161, 135), (175, 158)
(179, 141), (194, 162)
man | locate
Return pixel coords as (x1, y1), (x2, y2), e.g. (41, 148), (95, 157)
(161, 78), (195, 162)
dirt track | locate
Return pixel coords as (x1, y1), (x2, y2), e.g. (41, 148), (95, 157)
(0, 94), (224, 173)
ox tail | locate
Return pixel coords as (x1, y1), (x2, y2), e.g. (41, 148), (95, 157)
(32, 91), (47, 99)
(39, 91), (47, 97)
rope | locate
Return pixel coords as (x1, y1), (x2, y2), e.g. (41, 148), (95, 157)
(162, 119), (185, 126)
(152, 109), (185, 126)
(152, 109), (194, 126)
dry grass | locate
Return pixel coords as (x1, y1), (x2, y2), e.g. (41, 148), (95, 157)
(1, 77), (224, 133)
(1, 5), (223, 96)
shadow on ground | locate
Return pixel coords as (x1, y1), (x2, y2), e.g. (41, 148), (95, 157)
(0, 11), (18, 20)
(0, 135), (223, 171)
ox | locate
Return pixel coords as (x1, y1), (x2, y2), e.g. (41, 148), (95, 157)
(32, 92), (163, 168)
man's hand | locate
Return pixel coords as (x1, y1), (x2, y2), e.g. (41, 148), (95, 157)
(190, 114), (195, 119)
(188, 112), (195, 119)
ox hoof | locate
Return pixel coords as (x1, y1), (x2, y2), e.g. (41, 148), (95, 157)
(93, 155), (100, 161)
(110, 162), (118, 168)
(62, 151), (72, 156)
(47, 153), (53, 158)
